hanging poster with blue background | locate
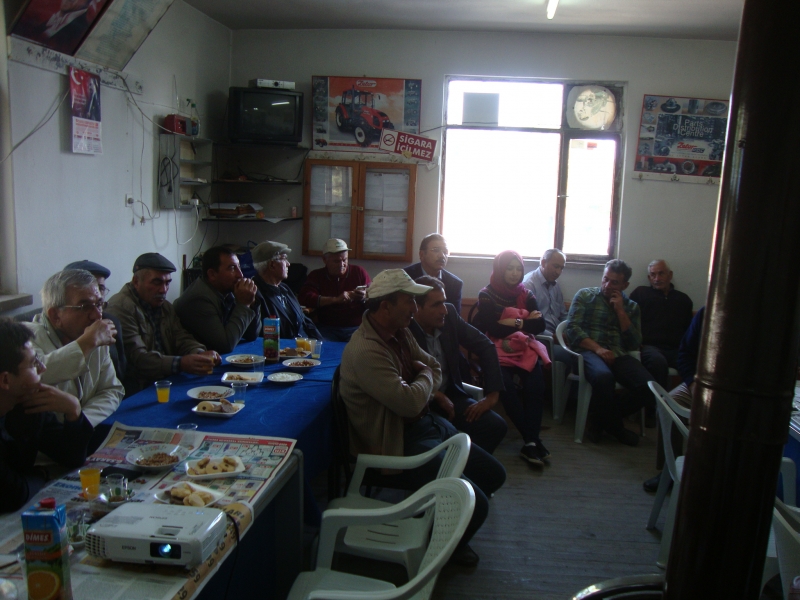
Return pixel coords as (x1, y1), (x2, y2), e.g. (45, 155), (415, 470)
(634, 94), (728, 184)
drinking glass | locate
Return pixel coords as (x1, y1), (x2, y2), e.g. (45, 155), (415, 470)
(79, 467), (101, 499)
(177, 423), (198, 450)
(232, 382), (248, 405)
(155, 380), (171, 403)
(312, 340), (323, 360)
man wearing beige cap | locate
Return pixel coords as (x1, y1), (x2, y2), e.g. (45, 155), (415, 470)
(340, 269), (506, 567)
(298, 238), (371, 342)
(251, 241), (321, 340)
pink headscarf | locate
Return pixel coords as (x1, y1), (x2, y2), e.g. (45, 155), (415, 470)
(487, 250), (528, 309)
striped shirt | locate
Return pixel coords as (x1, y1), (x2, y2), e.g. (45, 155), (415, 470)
(564, 287), (642, 357)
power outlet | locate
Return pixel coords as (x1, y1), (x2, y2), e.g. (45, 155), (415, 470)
(125, 195), (134, 207)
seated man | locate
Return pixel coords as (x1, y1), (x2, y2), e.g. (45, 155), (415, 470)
(25, 270), (123, 426)
(106, 253), (220, 395)
(630, 259), (693, 389)
(0, 318), (93, 513)
(340, 269), (506, 567)
(409, 275), (508, 454)
(174, 246), (260, 354)
(251, 241), (321, 340)
(564, 259), (653, 446)
(298, 238), (370, 342)
(64, 260), (126, 382)
(404, 233), (463, 314)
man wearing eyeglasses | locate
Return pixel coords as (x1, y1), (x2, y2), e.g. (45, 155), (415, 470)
(404, 233), (463, 314)
(24, 269), (123, 426)
(0, 318), (93, 513)
(106, 253), (220, 395)
(64, 260), (126, 382)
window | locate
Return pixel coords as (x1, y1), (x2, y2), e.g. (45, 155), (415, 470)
(441, 77), (623, 262)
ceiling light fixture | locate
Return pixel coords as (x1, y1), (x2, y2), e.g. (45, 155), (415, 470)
(546, 0), (560, 20)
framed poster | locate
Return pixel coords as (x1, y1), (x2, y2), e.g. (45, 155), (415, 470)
(311, 76), (421, 152)
(634, 94), (729, 184)
(11, 0), (111, 56)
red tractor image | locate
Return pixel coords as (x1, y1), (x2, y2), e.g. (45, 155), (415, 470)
(335, 87), (394, 146)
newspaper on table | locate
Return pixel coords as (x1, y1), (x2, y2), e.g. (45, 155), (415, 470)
(0, 423), (296, 599)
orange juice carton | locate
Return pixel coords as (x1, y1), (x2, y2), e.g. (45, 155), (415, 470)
(263, 316), (280, 363)
(21, 497), (73, 600)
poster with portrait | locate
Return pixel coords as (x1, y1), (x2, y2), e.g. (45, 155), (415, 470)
(634, 94), (729, 184)
(70, 67), (102, 154)
(311, 76), (421, 153)
(11, 0), (111, 56)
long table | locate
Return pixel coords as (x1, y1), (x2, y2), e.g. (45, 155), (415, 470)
(99, 339), (344, 496)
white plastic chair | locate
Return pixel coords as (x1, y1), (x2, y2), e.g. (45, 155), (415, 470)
(646, 381), (690, 568)
(462, 383), (484, 402)
(325, 433), (471, 577)
(763, 458), (797, 594)
(287, 477), (476, 600)
(536, 333), (567, 420)
(555, 321), (645, 443)
(773, 497), (800, 600)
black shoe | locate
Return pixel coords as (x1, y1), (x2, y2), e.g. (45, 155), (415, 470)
(609, 427), (639, 447)
(520, 443), (544, 465)
(645, 414), (657, 428)
(537, 441), (551, 461)
(449, 543), (480, 567)
(643, 472), (661, 493)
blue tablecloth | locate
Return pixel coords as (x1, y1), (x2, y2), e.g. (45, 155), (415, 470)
(99, 339), (344, 482)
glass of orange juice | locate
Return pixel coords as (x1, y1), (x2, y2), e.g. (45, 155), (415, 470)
(155, 380), (171, 403)
(295, 337), (310, 352)
(79, 467), (101, 499)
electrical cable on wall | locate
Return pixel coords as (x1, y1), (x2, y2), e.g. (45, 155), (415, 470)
(0, 89), (69, 165)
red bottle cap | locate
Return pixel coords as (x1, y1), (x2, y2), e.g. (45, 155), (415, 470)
(39, 498), (56, 509)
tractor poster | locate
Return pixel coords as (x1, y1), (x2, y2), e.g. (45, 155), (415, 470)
(312, 76), (421, 152)
(633, 94), (728, 184)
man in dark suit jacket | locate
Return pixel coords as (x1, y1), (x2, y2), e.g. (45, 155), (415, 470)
(404, 233), (464, 314)
(408, 276), (507, 454)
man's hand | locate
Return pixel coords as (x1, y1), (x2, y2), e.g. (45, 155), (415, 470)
(180, 352), (219, 375)
(608, 291), (625, 313)
(350, 287), (367, 302)
(233, 278), (258, 307)
(22, 384), (82, 422)
(595, 347), (616, 366)
(337, 291), (352, 304)
(76, 319), (116, 357)
(432, 391), (455, 421)
(411, 360), (432, 377)
(463, 391), (499, 422)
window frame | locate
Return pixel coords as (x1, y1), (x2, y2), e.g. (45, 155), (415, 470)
(440, 75), (624, 264)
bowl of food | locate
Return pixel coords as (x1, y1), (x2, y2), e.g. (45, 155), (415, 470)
(225, 354), (266, 367)
(267, 372), (303, 384)
(221, 372), (264, 383)
(125, 444), (190, 471)
(187, 386), (234, 400)
(282, 358), (321, 373)
(155, 482), (222, 507)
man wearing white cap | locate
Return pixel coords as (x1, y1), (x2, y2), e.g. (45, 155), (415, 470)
(340, 269), (506, 567)
(298, 238), (371, 342)
(251, 241), (321, 340)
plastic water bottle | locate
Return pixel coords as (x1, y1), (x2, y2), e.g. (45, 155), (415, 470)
(190, 103), (200, 137)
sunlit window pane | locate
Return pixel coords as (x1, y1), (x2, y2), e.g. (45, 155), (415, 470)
(447, 80), (563, 129)
(442, 129), (561, 257)
(562, 139), (617, 255)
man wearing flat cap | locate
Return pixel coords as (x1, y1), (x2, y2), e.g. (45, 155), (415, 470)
(252, 241), (321, 340)
(106, 253), (220, 395)
(340, 269), (506, 567)
(298, 238), (371, 342)
(174, 246), (261, 354)
(24, 269), (123, 426)
(63, 259), (126, 381)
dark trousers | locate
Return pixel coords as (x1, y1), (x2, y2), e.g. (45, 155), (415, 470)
(432, 391), (508, 455)
(580, 352), (654, 434)
(640, 345), (679, 392)
(499, 363), (545, 445)
(365, 413), (506, 548)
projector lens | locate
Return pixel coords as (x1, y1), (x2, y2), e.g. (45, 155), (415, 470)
(150, 542), (182, 559)
(159, 544), (171, 557)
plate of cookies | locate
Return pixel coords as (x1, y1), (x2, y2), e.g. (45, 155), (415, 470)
(279, 347), (310, 358)
(187, 386), (234, 400)
(221, 372), (264, 384)
(185, 455), (245, 480)
(155, 481), (222, 507)
(192, 398), (244, 418)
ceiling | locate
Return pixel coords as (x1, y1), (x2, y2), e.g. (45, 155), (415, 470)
(182, 0), (743, 41)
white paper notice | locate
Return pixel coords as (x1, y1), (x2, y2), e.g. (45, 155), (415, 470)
(310, 165), (352, 206)
(382, 173), (409, 211)
(363, 216), (407, 254)
(365, 172), (384, 210)
(330, 213), (351, 240)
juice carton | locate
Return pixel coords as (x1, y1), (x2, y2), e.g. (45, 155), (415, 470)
(263, 315), (280, 363)
(21, 498), (73, 600)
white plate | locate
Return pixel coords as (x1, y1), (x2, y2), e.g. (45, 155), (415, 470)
(154, 482), (223, 507)
(225, 354), (266, 367)
(281, 358), (321, 372)
(191, 401), (245, 419)
(125, 444), (190, 471)
(187, 386), (234, 400)
(279, 348), (310, 358)
(221, 372), (264, 383)
(267, 372), (303, 384)
(185, 456), (246, 480)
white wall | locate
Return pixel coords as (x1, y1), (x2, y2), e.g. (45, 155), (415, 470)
(230, 29), (737, 308)
(5, 1), (230, 311)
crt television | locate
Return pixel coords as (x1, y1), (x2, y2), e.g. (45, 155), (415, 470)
(227, 87), (304, 145)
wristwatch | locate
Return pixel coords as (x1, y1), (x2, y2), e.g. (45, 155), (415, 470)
(515, 318), (522, 329)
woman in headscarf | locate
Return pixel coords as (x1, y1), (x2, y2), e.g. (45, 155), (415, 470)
(474, 250), (550, 466)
